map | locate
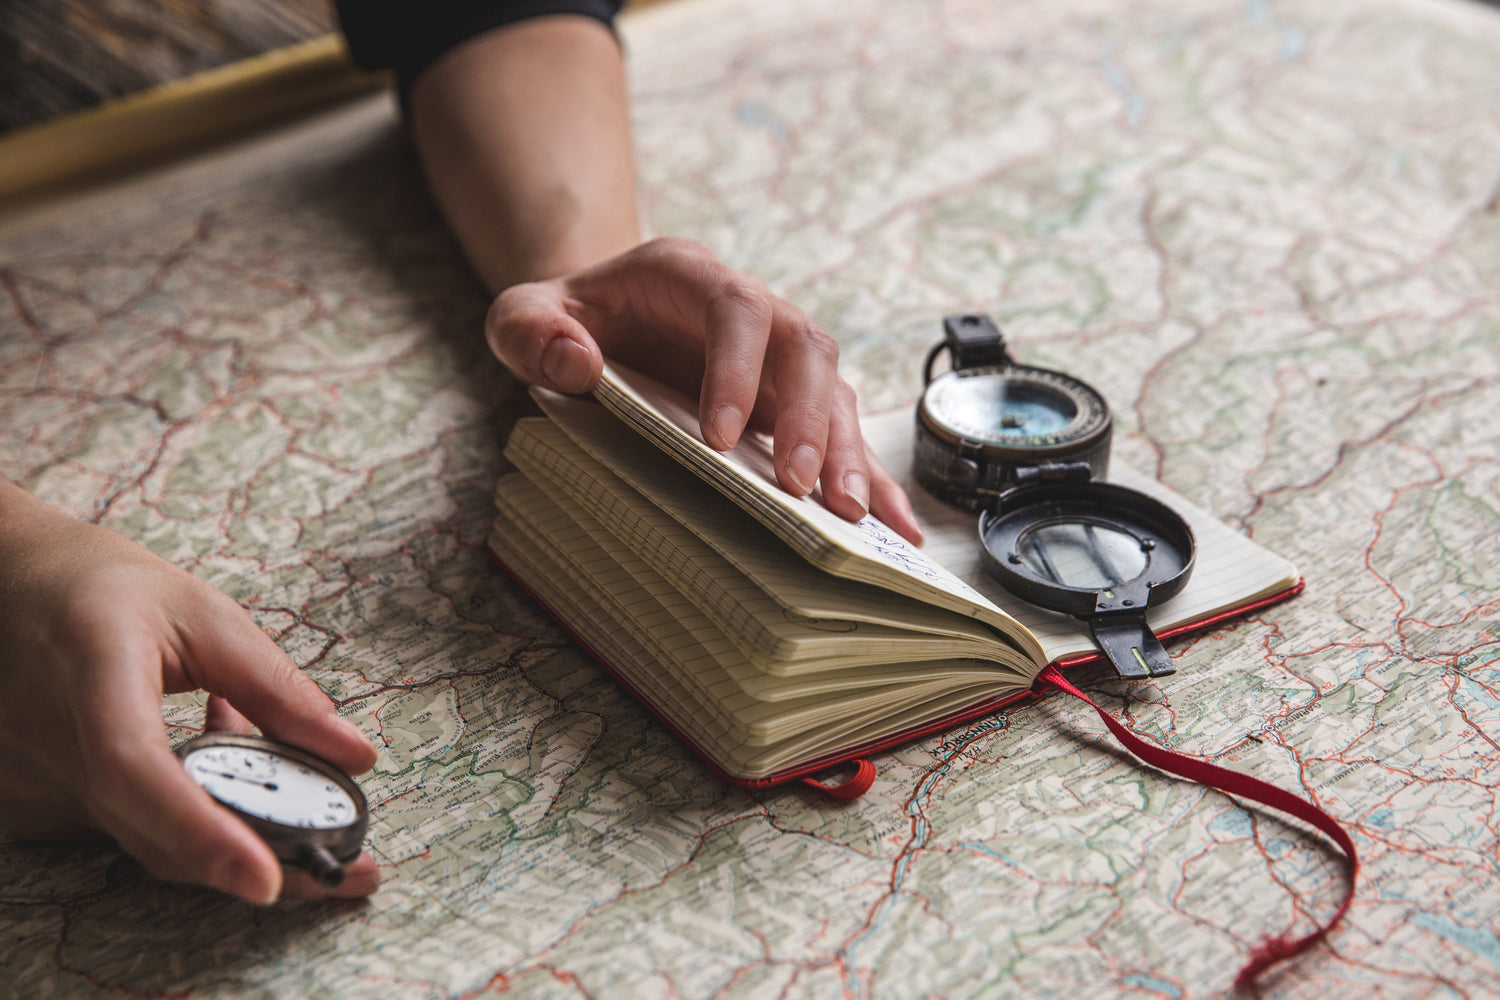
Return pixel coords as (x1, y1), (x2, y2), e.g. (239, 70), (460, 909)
(3, 0), (1499, 996)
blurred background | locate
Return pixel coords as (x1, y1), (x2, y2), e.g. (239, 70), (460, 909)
(7, 0), (1500, 136)
(0, 0), (336, 134)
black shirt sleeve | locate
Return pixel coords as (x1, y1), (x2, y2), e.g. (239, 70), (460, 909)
(335, 1), (625, 96)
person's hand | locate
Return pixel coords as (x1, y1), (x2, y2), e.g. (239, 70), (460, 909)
(483, 238), (924, 545)
(0, 481), (379, 903)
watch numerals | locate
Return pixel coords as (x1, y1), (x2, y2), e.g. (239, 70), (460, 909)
(177, 734), (367, 854)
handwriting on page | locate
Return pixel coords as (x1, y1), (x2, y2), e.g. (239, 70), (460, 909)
(851, 514), (958, 583)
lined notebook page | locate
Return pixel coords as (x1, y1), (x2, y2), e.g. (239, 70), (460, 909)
(507, 419), (1019, 673)
(497, 501), (996, 780)
(586, 367), (1044, 663)
(492, 475), (788, 737)
(858, 410), (1300, 664)
(490, 472), (1030, 772)
(508, 422), (802, 660)
(486, 512), (750, 767)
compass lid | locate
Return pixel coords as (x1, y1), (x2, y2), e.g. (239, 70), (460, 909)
(978, 469), (1196, 678)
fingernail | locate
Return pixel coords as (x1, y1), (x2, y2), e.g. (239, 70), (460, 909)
(540, 338), (593, 393)
(711, 405), (744, 449)
(843, 471), (869, 517)
(787, 445), (821, 494)
(902, 499), (925, 546)
(217, 857), (278, 906)
(334, 715), (366, 742)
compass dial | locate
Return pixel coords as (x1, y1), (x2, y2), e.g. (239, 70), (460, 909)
(915, 361), (1113, 510)
(921, 365), (1107, 450)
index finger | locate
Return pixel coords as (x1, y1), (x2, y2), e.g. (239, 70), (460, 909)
(760, 300), (841, 498)
(696, 272), (776, 452)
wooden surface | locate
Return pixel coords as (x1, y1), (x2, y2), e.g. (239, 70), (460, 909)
(0, 0), (674, 213)
(0, 0), (678, 136)
(0, 0), (334, 134)
(0, 35), (385, 212)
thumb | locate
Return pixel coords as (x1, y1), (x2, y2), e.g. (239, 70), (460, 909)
(75, 633), (286, 904)
(484, 280), (604, 394)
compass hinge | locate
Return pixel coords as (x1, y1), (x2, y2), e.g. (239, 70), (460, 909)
(1012, 462), (1094, 487)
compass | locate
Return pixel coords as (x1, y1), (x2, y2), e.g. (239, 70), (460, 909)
(913, 313), (1197, 680)
(914, 313), (1112, 510)
(176, 732), (369, 888)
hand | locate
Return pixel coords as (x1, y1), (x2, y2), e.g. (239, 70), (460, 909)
(0, 481), (380, 903)
(484, 238), (924, 545)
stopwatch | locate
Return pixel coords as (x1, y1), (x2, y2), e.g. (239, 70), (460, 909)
(176, 732), (369, 888)
(914, 313), (1196, 680)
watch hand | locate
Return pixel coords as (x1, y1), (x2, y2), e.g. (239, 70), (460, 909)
(204, 769), (279, 790)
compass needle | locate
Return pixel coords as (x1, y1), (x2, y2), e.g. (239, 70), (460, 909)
(1082, 523), (1124, 586)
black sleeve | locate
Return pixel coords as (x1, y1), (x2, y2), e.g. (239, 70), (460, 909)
(335, 1), (625, 96)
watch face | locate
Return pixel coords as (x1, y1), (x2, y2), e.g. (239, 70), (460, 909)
(921, 365), (1108, 450)
(182, 743), (359, 830)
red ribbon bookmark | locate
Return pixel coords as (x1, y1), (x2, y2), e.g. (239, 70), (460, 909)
(1033, 663), (1358, 989)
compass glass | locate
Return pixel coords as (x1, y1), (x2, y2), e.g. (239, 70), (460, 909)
(183, 745), (358, 830)
(927, 372), (1079, 444)
(1016, 519), (1149, 590)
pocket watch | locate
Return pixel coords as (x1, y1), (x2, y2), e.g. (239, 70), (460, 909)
(176, 732), (369, 888)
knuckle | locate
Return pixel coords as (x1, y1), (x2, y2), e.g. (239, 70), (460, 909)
(484, 286), (522, 330)
(718, 275), (773, 317)
(645, 238), (770, 298)
(482, 300), (516, 360)
(482, 292), (560, 384)
(484, 288), (529, 345)
(794, 322), (840, 365)
(648, 235), (714, 263)
(786, 401), (834, 432)
(77, 736), (140, 802)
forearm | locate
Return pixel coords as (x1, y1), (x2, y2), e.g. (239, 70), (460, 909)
(401, 12), (922, 541)
(0, 479), (65, 576)
(407, 15), (641, 293)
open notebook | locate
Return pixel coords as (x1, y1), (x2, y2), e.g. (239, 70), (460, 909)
(486, 363), (1301, 787)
